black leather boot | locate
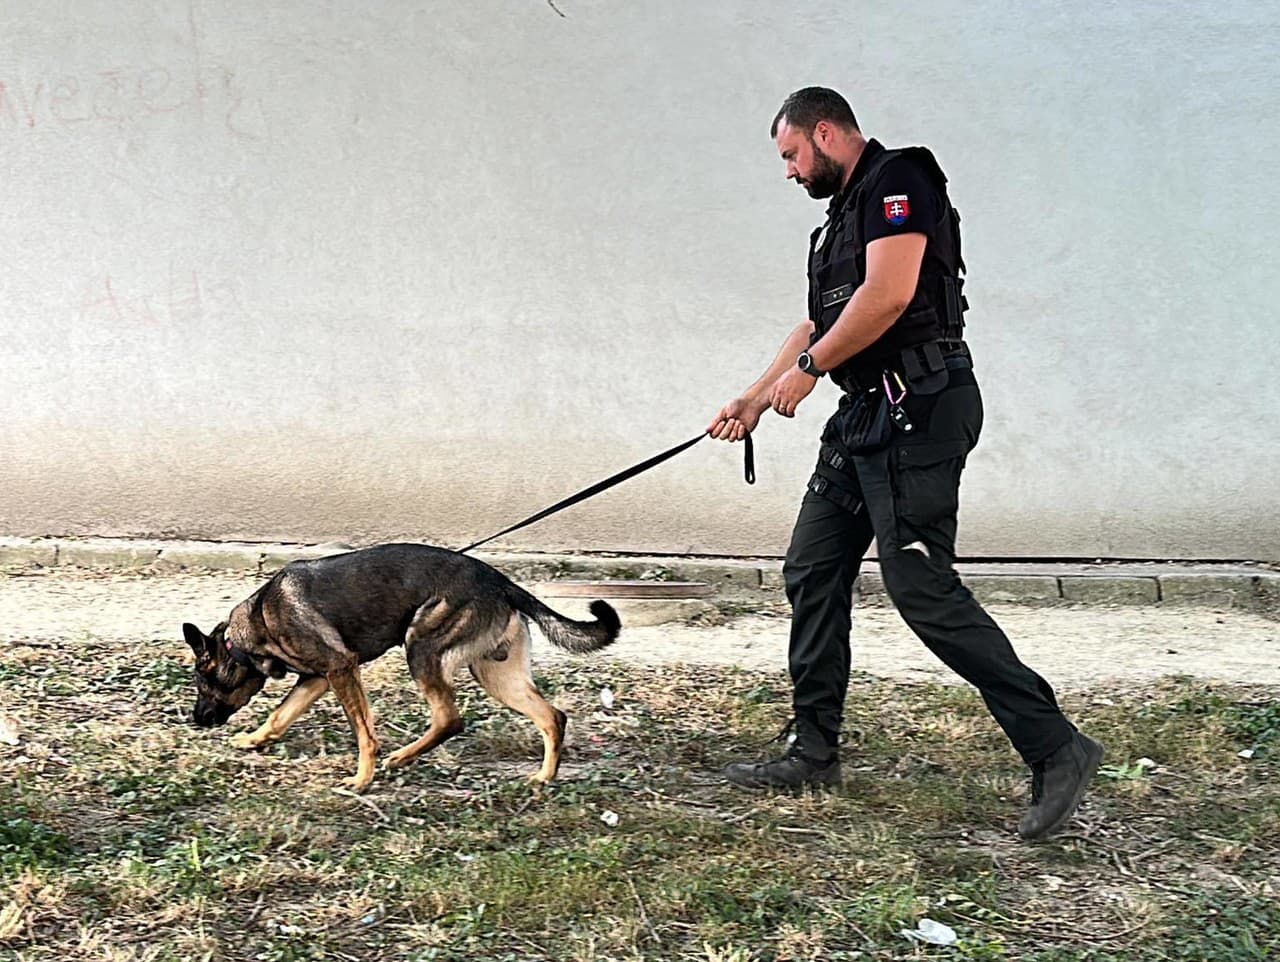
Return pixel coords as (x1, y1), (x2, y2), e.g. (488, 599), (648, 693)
(724, 718), (842, 790)
(1018, 731), (1104, 839)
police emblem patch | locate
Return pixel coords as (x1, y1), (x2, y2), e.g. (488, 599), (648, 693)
(883, 194), (910, 226)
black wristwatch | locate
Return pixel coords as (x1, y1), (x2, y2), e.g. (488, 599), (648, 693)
(797, 351), (826, 378)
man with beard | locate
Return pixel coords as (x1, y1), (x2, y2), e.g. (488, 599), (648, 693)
(707, 87), (1103, 840)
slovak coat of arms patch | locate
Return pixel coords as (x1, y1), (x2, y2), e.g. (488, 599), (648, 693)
(883, 194), (910, 226)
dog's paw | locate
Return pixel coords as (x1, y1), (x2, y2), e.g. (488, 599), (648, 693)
(229, 732), (265, 751)
(384, 748), (415, 770)
(340, 773), (374, 792)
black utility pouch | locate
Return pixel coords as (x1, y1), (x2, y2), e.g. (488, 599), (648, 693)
(825, 389), (893, 454)
(895, 343), (971, 434)
(900, 341), (952, 396)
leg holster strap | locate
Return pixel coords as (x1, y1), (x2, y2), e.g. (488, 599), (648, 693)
(808, 447), (862, 514)
(819, 444), (849, 472)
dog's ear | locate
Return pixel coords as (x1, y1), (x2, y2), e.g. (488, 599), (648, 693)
(182, 623), (208, 657)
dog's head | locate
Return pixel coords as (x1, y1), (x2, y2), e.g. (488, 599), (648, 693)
(182, 621), (267, 727)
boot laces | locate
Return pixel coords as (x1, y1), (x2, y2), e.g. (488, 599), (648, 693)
(759, 717), (798, 750)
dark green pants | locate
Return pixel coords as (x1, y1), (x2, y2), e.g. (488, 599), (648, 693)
(784, 372), (1075, 765)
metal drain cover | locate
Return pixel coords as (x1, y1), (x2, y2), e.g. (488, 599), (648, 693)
(535, 580), (713, 599)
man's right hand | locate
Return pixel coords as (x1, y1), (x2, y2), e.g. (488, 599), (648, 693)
(707, 396), (765, 442)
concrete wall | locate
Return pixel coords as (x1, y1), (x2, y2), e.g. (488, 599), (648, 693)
(2, 1), (1277, 560)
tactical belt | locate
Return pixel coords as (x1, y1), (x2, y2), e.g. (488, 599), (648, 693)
(835, 339), (971, 394)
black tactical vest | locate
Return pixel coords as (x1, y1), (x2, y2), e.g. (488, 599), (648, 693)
(807, 145), (968, 389)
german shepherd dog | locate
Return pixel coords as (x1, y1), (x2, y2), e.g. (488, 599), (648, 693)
(182, 543), (620, 790)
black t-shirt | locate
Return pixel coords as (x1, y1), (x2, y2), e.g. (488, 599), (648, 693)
(859, 151), (942, 245)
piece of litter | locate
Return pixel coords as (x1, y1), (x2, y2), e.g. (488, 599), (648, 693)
(1094, 697), (1115, 706)
(1040, 874), (1067, 892)
(600, 810), (619, 828)
(1136, 757), (1157, 770)
(1238, 749), (1255, 760)
(0, 714), (20, 747)
(900, 918), (957, 946)
(600, 687), (615, 709)
(360, 912), (378, 926)
(455, 853), (476, 863)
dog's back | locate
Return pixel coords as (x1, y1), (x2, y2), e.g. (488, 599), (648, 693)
(254, 543), (618, 663)
(258, 544), (501, 662)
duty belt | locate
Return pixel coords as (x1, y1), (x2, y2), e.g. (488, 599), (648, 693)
(834, 339), (971, 394)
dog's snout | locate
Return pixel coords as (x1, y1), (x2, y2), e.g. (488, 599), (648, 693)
(193, 705), (218, 728)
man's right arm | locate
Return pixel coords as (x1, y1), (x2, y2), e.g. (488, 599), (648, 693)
(707, 320), (815, 441)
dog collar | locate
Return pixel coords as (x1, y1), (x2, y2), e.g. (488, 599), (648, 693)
(224, 639), (259, 670)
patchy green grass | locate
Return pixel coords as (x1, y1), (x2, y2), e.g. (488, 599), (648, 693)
(0, 639), (1276, 961)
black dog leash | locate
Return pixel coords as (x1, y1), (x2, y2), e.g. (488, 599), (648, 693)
(460, 432), (754, 553)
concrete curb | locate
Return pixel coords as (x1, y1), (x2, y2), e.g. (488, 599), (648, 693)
(2, 537), (1277, 616)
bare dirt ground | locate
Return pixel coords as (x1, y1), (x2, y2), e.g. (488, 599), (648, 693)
(2, 566), (1276, 688)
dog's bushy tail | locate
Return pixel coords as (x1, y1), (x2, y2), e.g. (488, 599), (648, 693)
(505, 585), (621, 654)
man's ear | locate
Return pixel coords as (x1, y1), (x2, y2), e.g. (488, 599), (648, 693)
(182, 623), (207, 657)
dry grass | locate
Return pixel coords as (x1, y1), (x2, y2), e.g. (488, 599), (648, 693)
(0, 634), (1277, 961)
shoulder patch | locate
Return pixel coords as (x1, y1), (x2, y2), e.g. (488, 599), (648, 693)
(883, 194), (910, 226)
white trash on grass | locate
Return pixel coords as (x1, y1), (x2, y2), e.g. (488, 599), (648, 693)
(900, 918), (958, 946)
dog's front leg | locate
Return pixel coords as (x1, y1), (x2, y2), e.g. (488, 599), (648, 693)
(230, 676), (330, 750)
(328, 668), (380, 791)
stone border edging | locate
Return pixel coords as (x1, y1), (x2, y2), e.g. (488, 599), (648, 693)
(1, 538), (1276, 615)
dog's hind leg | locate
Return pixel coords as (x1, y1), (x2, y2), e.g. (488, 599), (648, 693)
(229, 676), (330, 750)
(384, 652), (464, 770)
(385, 597), (471, 771)
(327, 667), (380, 791)
(470, 613), (567, 784)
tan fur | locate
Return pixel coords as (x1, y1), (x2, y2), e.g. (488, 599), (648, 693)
(469, 614), (567, 783)
(229, 676), (330, 749)
(384, 606), (566, 782)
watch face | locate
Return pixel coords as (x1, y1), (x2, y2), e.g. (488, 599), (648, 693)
(799, 353), (812, 371)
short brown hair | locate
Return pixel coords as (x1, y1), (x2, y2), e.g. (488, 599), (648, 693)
(770, 87), (859, 138)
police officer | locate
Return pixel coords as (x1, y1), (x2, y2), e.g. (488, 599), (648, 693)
(707, 87), (1103, 839)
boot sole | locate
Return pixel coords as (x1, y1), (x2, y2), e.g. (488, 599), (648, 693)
(724, 766), (842, 793)
(1022, 737), (1105, 840)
